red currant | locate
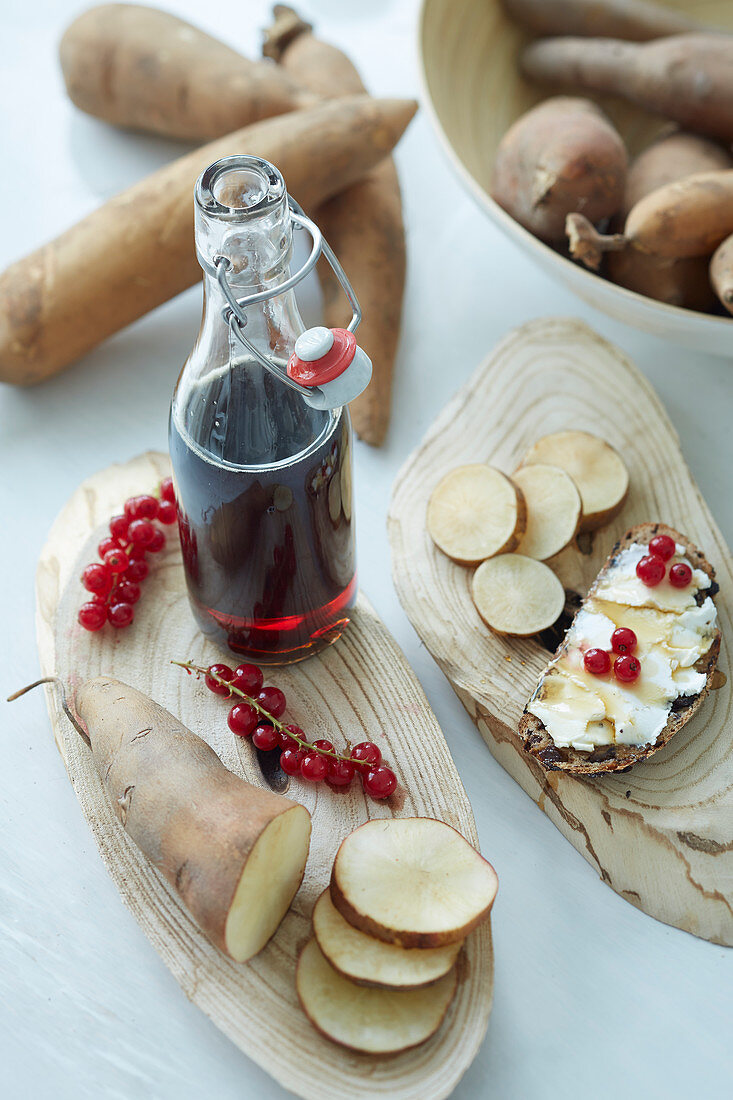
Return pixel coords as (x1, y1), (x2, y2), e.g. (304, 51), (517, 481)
(98, 536), (121, 558)
(125, 558), (149, 582)
(256, 686), (287, 719)
(636, 555), (666, 586)
(160, 477), (175, 503)
(111, 580), (141, 605)
(669, 562), (693, 589)
(103, 548), (128, 574)
(231, 663), (264, 695)
(252, 724), (280, 751)
(649, 534), (676, 562)
(327, 759), (355, 787)
(78, 602), (107, 631)
(280, 748), (303, 776)
(278, 723), (303, 751)
(157, 499), (177, 525)
(108, 601), (134, 628)
(614, 655), (641, 684)
(82, 562), (112, 595)
(363, 766), (397, 800)
(125, 494), (159, 521)
(351, 742), (381, 770)
(205, 663), (234, 695)
(109, 514), (129, 542)
(228, 703), (258, 738)
(300, 753), (328, 781)
(583, 648), (611, 675)
(611, 628), (637, 655)
(147, 527), (166, 553)
(128, 519), (155, 547)
(313, 739), (335, 755)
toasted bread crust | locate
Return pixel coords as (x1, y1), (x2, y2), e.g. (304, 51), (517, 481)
(519, 524), (721, 774)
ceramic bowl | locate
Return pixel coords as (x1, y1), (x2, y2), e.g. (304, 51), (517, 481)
(419, 0), (733, 356)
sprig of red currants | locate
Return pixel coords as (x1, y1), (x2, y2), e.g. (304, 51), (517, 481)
(173, 659), (398, 801)
(78, 477), (177, 632)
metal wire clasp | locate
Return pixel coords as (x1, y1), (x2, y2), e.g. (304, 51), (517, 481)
(203, 197), (362, 399)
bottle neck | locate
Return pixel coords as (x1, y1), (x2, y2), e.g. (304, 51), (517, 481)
(172, 157), (333, 469)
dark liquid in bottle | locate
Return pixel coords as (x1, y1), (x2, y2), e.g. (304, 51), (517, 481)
(170, 369), (356, 664)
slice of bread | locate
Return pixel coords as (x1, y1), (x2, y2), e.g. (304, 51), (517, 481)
(519, 523), (721, 774)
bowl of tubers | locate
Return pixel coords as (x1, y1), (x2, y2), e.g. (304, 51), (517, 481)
(419, 0), (733, 356)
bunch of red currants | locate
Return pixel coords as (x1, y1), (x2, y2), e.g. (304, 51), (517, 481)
(78, 478), (177, 632)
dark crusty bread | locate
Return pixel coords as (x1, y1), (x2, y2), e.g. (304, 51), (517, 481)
(519, 523), (721, 774)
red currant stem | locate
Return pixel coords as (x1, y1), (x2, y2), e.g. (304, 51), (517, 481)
(172, 660), (365, 767)
(7, 676), (91, 748)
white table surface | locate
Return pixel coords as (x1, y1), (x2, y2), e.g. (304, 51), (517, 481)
(1, 1), (731, 1097)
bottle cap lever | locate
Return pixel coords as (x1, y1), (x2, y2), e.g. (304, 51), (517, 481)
(287, 327), (372, 410)
(204, 196), (369, 410)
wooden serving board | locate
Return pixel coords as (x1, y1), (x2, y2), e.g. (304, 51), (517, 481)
(35, 452), (493, 1100)
(389, 318), (732, 947)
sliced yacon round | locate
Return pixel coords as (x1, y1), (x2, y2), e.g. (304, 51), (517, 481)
(521, 430), (629, 530)
(330, 817), (497, 948)
(512, 463), (582, 560)
(296, 938), (458, 1054)
(312, 889), (462, 990)
(472, 553), (565, 636)
(427, 464), (526, 565)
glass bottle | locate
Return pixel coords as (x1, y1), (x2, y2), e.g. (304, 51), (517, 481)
(169, 155), (360, 664)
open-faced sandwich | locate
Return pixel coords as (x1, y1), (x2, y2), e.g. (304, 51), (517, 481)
(520, 523), (721, 774)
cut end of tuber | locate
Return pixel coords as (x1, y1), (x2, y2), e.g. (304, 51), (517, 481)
(224, 804), (311, 962)
(330, 817), (498, 948)
(512, 464), (581, 560)
(296, 938), (458, 1054)
(427, 464), (526, 565)
(566, 213), (626, 271)
(472, 553), (565, 636)
(521, 430), (629, 531)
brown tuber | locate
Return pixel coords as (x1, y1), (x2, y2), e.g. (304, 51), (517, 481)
(606, 132), (732, 309)
(710, 234), (733, 314)
(491, 97), (627, 243)
(0, 95), (417, 386)
(499, 0), (702, 41)
(74, 677), (312, 962)
(521, 34), (733, 144)
(60, 3), (315, 140)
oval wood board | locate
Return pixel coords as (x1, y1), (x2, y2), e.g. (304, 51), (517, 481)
(389, 317), (732, 947)
(35, 451), (493, 1100)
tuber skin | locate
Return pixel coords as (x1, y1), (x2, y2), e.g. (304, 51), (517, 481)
(499, 0), (701, 41)
(618, 131), (733, 214)
(605, 132), (733, 308)
(0, 95), (417, 386)
(60, 3), (316, 141)
(624, 170), (733, 258)
(521, 34), (733, 143)
(264, 5), (406, 447)
(710, 234), (733, 314)
(74, 677), (312, 961)
(491, 97), (627, 243)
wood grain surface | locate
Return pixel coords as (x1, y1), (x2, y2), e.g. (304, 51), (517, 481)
(389, 317), (732, 946)
(35, 451), (493, 1100)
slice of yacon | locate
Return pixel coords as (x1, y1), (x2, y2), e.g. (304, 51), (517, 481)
(296, 938), (458, 1054)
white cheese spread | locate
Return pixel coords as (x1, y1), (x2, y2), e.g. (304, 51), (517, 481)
(527, 542), (717, 752)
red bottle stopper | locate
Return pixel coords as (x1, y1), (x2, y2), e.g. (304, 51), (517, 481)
(287, 327), (357, 387)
